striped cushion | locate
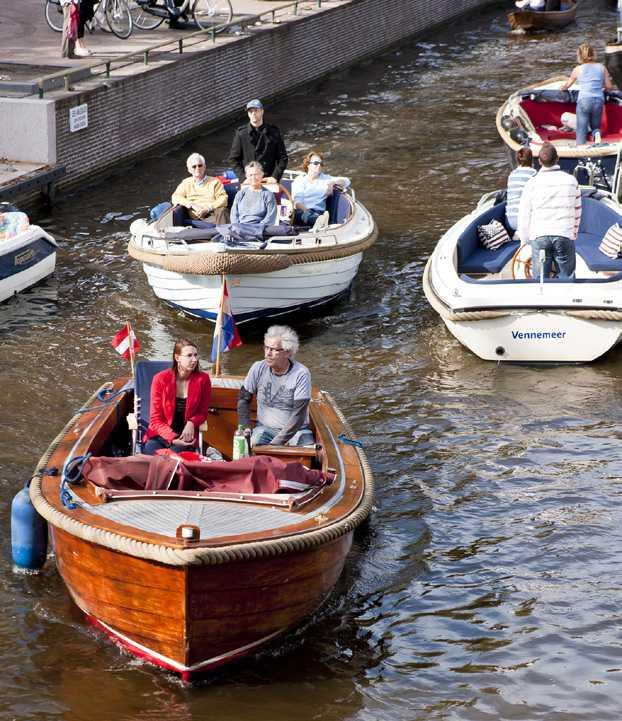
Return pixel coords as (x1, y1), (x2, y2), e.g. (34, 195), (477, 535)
(598, 223), (622, 259)
(477, 220), (510, 251)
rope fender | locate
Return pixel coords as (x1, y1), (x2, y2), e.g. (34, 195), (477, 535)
(127, 227), (377, 276)
(28, 386), (375, 568)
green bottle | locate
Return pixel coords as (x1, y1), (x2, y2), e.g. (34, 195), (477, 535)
(232, 424), (249, 460)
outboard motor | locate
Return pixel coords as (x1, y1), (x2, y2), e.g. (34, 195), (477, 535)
(11, 481), (48, 571)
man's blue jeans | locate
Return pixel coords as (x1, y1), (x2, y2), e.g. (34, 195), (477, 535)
(251, 425), (315, 447)
(576, 97), (604, 145)
(531, 235), (576, 279)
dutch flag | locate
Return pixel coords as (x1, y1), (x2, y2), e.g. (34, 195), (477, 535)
(211, 278), (242, 363)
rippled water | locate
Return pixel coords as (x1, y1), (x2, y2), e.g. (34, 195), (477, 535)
(3, 1), (622, 719)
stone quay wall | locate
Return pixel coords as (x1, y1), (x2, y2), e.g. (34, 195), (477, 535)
(52, 0), (494, 193)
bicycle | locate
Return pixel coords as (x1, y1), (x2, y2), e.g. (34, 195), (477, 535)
(127, 0), (232, 33)
(45, 0), (133, 40)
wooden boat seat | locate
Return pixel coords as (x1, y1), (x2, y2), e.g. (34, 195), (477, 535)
(252, 443), (322, 468)
(457, 202), (519, 275)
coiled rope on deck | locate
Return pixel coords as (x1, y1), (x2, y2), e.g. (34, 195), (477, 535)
(28, 386), (375, 567)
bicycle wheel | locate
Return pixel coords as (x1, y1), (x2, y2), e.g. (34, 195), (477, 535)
(128, 0), (164, 29)
(105, 0), (133, 38)
(193, 0), (232, 32)
(45, 0), (64, 33)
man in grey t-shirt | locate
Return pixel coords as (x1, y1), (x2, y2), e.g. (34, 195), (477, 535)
(237, 325), (314, 447)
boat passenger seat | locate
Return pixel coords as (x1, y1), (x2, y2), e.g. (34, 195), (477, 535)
(127, 360), (208, 455)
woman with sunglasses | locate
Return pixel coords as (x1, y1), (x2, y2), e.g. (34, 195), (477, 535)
(291, 151), (350, 230)
(171, 152), (230, 228)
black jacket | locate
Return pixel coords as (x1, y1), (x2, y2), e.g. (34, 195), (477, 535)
(227, 123), (288, 182)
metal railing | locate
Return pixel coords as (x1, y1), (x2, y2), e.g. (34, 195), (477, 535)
(35, 0), (333, 97)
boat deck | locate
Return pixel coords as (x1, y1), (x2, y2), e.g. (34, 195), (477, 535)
(65, 472), (346, 540)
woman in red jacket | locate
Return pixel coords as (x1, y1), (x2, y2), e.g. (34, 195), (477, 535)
(143, 338), (212, 456)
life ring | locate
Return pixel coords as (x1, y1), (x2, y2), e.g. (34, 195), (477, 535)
(511, 243), (532, 279)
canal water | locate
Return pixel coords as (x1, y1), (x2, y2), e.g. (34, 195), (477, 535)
(3, 1), (622, 719)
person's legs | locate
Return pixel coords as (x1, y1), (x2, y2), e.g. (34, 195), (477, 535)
(172, 204), (191, 226)
(294, 209), (321, 227)
(61, 4), (75, 58)
(552, 236), (576, 278)
(251, 425), (277, 446)
(531, 236), (554, 278)
(143, 436), (169, 455)
(588, 99), (604, 142)
(286, 427), (315, 447)
(576, 99), (590, 145)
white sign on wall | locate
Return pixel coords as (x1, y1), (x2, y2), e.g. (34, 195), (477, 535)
(69, 103), (88, 132)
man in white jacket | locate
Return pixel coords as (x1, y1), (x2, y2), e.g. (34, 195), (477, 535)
(517, 142), (582, 279)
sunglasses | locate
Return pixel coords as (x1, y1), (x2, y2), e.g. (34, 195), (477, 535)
(191, 164), (204, 169)
(309, 160), (323, 166)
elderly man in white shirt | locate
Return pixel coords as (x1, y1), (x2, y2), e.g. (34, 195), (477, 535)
(517, 142), (582, 279)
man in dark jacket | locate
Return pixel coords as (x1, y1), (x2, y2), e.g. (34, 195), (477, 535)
(227, 99), (288, 184)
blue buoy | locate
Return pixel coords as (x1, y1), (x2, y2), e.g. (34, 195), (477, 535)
(11, 481), (48, 571)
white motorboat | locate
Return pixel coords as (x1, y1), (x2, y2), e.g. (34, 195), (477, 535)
(0, 211), (57, 303)
(423, 189), (622, 363)
(496, 76), (622, 188)
(128, 171), (377, 324)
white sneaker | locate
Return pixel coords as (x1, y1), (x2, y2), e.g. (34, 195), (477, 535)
(515, 0), (529, 7)
(593, 131), (602, 144)
(311, 211), (329, 232)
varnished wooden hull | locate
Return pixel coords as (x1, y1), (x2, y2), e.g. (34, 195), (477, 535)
(51, 525), (352, 678)
(507, 2), (576, 31)
(31, 375), (372, 679)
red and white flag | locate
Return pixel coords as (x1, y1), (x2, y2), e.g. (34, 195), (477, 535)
(112, 324), (140, 361)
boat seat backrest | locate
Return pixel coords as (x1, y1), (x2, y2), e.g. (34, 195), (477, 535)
(134, 360), (170, 449)
(327, 188), (352, 224)
(575, 197), (622, 271)
(457, 203), (507, 263)
(457, 203), (519, 276)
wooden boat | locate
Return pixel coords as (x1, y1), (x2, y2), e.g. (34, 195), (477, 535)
(507, 0), (577, 31)
(28, 372), (373, 680)
(127, 170), (377, 324)
(0, 207), (57, 303)
(423, 188), (622, 362)
(496, 76), (622, 189)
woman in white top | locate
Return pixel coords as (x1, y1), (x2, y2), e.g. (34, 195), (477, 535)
(291, 152), (350, 229)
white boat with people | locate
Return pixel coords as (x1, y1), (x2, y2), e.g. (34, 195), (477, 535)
(128, 169), (377, 324)
(423, 186), (622, 363)
(496, 76), (622, 189)
(0, 204), (57, 303)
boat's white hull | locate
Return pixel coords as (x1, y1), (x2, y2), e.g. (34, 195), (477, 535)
(444, 311), (622, 362)
(424, 192), (622, 363)
(142, 253), (363, 323)
(0, 229), (57, 303)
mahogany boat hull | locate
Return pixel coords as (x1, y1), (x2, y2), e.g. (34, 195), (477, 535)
(51, 525), (352, 679)
(507, 1), (577, 31)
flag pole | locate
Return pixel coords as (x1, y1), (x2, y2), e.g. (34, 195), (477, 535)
(126, 320), (136, 379)
(214, 274), (225, 377)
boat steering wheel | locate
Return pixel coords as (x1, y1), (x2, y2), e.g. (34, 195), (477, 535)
(511, 243), (532, 279)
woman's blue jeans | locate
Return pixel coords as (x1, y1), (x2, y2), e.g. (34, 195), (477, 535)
(576, 97), (604, 145)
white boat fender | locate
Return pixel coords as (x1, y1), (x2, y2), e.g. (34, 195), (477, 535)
(11, 479), (48, 571)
